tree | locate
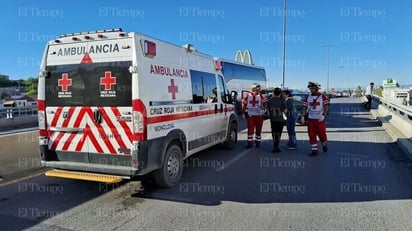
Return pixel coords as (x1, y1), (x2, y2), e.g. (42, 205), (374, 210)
(355, 85), (363, 97)
(0, 78), (15, 87)
(0, 76), (38, 94)
(375, 86), (383, 97)
(1, 91), (11, 100)
(24, 77), (38, 95)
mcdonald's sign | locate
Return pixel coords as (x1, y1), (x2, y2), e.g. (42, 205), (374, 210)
(235, 50), (253, 65)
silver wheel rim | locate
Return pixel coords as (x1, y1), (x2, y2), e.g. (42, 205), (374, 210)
(230, 127), (236, 143)
(167, 152), (180, 179)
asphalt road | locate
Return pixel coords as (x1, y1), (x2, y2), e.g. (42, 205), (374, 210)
(1, 97), (412, 231)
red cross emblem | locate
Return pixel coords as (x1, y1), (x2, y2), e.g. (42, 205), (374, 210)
(249, 96), (259, 106)
(58, 73), (72, 92)
(100, 71), (116, 91)
(168, 79), (178, 100)
(310, 101), (320, 109)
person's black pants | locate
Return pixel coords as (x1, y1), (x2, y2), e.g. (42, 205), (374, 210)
(270, 121), (284, 142)
(366, 95), (372, 109)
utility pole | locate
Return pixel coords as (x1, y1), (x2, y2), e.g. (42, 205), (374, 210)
(339, 66), (344, 91)
(323, 44), (332, 94)
(281, 0), (287, 88)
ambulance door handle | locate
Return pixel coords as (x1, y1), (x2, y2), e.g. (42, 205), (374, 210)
(214, 104), (218, 114)
(220, 104), (223, 113)
(94, 109), (102, 124)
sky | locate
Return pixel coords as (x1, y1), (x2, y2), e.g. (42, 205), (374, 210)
(1, 0), (411, 90)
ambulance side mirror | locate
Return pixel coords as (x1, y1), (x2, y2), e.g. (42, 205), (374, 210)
(230, 91), (238, 104)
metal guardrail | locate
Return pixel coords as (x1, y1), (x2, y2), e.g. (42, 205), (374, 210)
(0, 106), (38, 119)
(373, 95), (412, 122)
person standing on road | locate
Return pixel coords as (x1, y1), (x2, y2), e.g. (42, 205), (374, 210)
(282, 89), (297, 150)
(242, 83), (266, 148)
(302, 82), (330, 156)
(267, 87), (286, 153)
(365, 82), (374, 109)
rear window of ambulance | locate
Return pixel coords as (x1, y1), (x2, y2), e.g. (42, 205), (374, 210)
(45, 61), (132, 107)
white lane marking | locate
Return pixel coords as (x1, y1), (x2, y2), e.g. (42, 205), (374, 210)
(215, 148), (251, 172)
(216, 132), (273, 172)
(336, 152), (368, 158)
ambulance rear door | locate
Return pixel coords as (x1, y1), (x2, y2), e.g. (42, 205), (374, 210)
(44, 35), (134, 164)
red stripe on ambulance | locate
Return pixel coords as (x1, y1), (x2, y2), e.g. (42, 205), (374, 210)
(147, 109), (217, 124)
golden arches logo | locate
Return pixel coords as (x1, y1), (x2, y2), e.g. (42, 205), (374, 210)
(235, 50), (253, 65)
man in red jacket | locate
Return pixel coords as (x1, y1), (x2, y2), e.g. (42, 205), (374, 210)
(242, 84), (266, 148)
(302, 81), (330, 156)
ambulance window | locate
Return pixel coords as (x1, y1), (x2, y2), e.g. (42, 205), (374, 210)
(190, 70), (217, 104)
(45, 61), (132, 106)
(217, 75), (230, 103)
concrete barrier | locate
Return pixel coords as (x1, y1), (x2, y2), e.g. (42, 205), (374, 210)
(371, 101), (412, 160)
(0, 131), (41, 181)
(0, 115), (38, 130)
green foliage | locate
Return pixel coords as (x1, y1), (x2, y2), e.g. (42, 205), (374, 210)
(0, 77), (38, 95)
(375, 86), (383, 97)
(355, 85), (363, 97)
(24, 77), (38, 95)
(0, 78), (16, 87)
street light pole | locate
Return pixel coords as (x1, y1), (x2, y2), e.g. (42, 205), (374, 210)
(281, 0), (287, 88)
(323, 44), (332, 94)
(339, 66), (344, 91)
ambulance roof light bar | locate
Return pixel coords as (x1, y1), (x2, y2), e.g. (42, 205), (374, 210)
(59, 28), (123, 38)
(183, 44), (197, 52)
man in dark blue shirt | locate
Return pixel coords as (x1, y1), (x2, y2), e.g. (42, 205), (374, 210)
(267, 87), (286, 153)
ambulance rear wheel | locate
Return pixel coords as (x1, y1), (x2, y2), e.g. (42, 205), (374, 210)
(223, 122), (237, 150)
(154, 144), (183, 188)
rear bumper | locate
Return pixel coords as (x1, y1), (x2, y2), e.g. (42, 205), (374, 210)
(45, 169), (124, 183)
(39, 136), (167, 178)
(41, 160), (139, 177)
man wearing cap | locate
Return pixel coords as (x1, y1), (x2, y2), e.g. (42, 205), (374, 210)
(302, 81), (330, 156)
(242, 83), (266, 148)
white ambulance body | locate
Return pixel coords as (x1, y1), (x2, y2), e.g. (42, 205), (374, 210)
(38, 28), (238, 187)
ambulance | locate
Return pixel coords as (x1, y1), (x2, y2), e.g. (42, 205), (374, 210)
(37, 28), (238, 187)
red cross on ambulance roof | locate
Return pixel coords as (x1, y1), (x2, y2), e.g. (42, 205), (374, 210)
(100, 71), (117, 91)
(168, 79), (178, 100)
(58, 73), (72, 92)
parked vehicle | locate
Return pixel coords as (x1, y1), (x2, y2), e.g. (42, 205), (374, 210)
(216, 56), (267, 115)
(260, 88), (307, 125)
(292, 93), (308, 125)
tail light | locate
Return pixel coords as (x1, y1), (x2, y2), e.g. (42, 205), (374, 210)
(132, 99), (147, 141)
(38, 100), (48, 137)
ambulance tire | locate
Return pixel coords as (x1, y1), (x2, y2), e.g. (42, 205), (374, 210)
(223, 122), (237, 150)
(154, 144), (183, 188)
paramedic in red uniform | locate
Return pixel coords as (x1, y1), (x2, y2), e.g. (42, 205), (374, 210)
(242, 84), (266, 148)
(302, 81), (330, 156)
